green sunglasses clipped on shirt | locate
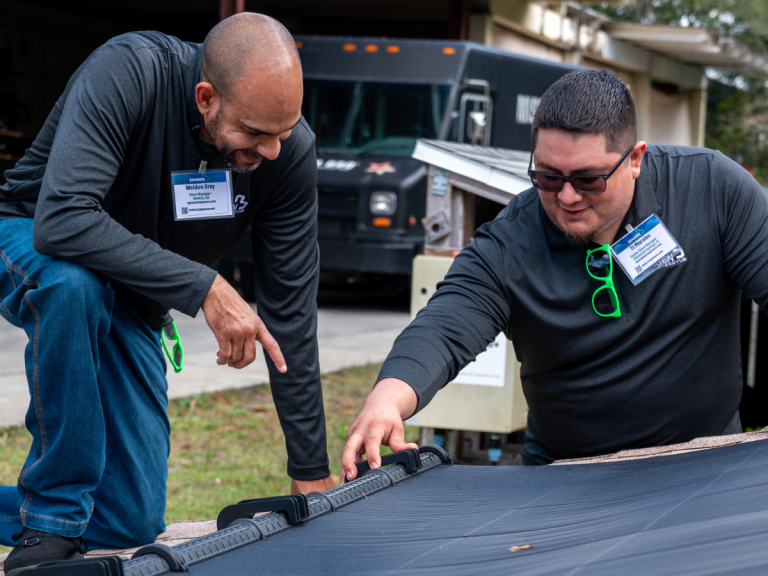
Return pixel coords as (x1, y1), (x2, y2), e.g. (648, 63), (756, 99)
(586, 245), (621, 318)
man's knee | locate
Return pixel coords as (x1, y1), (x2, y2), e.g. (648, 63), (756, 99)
(87, 497), (166, 549)
(47, 260), (110, 299)
(30, 259), (113, 318)
(114, 512), (166, 549)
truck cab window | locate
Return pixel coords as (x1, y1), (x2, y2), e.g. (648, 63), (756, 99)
(302, 80), (356, 149)
(345, 83), (449, 155)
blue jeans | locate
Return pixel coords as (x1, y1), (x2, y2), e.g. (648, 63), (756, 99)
(0, 218), (170, 549)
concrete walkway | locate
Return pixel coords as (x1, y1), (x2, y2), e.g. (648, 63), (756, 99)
(0, 304), (409, 428)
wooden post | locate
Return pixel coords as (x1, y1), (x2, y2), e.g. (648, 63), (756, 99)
(632, 72), (652, 143)
(448, 0), (470, 40)
(418, 427), (435, 447)
(450, 187), (476, 247)
(220, 0), (245, 21)
(444, 429), (460, 459)
(689, 86), (708, 148)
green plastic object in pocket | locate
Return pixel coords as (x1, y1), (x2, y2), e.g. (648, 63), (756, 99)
(161, 321), (185, 373)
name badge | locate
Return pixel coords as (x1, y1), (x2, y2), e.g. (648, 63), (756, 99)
(611, 214), (685, 285)
(171, 169), (235, 221)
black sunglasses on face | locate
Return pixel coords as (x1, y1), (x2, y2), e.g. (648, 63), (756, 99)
(528, 142), (637, 194)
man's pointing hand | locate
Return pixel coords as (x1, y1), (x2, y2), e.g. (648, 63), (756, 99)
(201, 274), (287, 372)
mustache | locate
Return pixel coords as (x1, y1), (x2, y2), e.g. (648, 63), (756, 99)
(240, 149), (264, 162)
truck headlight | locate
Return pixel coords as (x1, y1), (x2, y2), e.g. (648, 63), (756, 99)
(370, 192), (397, 216)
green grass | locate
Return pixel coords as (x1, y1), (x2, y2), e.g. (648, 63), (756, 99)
(0, 362), (416, 552)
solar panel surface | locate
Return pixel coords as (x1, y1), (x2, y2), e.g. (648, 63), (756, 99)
(180, 439), (768, 575)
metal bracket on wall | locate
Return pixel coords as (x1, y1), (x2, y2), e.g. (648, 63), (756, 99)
(422, 210), (451, 243)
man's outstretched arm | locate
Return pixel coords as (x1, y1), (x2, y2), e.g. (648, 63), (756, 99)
(251, 125), (333, 492)
(341, 378), (419, 481)
(341, 215), (514, 480)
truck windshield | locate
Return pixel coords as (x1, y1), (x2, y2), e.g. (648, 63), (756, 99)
(346, 83), (449, 155)
(302, 80), (356, 149)
(302, 80), (449, 154)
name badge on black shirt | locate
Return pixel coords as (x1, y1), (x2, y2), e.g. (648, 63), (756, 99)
(611, 214), (685, 285)
(171, 168), (235, 221)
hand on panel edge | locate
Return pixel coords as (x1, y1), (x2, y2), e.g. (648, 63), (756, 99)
(341, 378), (419, 482)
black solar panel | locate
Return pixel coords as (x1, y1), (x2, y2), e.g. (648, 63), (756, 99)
(111, 440), (768, 575)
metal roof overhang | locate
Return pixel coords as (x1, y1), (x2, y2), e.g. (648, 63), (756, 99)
(412, 140), (532, 204)
(606, 23), (768, 73)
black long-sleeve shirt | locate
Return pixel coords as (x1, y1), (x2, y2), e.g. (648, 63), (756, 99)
(379, 145), (768, 462)
(0, 31), (329, 481)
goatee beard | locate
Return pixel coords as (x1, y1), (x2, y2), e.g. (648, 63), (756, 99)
(207, 111), (263, 173)
(564, 230), (594, 248)
(225, 151), (261, 173)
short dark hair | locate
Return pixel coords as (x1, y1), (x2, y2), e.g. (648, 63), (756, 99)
(531, 69), (637, 153)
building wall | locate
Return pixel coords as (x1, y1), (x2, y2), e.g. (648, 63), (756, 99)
(490, 24), (564, 63)
(469, 4), (708, 148)
(647, 88), (693, 146)
(581, 59), (634, 89)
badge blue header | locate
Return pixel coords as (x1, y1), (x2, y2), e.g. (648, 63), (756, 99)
(612, 214), (662, 254)
(173, 172), (227, 186)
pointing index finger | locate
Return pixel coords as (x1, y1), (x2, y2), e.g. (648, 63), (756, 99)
(256, 324), (286, 373)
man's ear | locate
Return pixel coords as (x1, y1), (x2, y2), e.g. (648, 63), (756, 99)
(195, 82), (218, 116)
(630, 141), (647, 179)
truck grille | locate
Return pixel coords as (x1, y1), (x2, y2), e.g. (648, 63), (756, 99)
(318, 190), (358, 240)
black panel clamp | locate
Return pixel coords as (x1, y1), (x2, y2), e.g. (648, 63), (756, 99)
(217, 493), (309, 530)
(11, 556), (124, 576)
(355, 448), (422, 479)
(132, 543), (188, 572)
(419, 444), (454, 465)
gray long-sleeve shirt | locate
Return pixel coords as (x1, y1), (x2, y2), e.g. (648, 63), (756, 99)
(379, 145), (768, 462)
(0, 31), (330, 480)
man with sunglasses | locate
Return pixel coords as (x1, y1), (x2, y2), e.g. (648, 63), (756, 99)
(0, 13), (333, 571)
(342, 68), (765, 480)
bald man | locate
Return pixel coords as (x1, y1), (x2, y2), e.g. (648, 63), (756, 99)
(0, 14), (333, 571)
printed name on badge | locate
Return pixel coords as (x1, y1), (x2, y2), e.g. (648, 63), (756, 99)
(171, 169), (235, 221)
(611, 214), (685, 285)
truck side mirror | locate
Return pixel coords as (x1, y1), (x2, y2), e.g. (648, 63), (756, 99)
(458, 79), (493, 147)
(467, 111), (487, 142)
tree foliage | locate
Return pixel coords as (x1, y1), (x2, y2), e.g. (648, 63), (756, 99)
(592, 0), (768, 52)
(591, 0), (768, 183)
(706, 73), (768, 183)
